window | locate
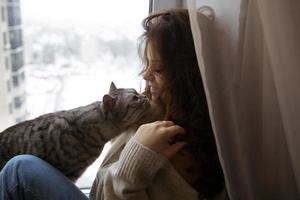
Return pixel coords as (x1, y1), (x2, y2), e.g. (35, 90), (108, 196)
(11, 50), (23, 72)
(7, 5), (21, 26)
(12, 74), (19, 87)
(9, 102), (13, 114)
(23, 0), (149, 117)
(9, 29), (23, 49)
(1, 6), (5, 22)
(20, 71), (25, 80)
(15, 116), (24, 123)
(5, 56), (10, 70)
(12, 72), (24, 88)
(22, 0), (149, 189)
(14, 95), (23, 108)
(7, 80), (11, 92)
(3, 32), (8, 50)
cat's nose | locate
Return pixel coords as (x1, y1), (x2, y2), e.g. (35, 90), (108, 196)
(139, 94), (148, 100)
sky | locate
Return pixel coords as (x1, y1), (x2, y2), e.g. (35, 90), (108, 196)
(21, 0), (149, 32)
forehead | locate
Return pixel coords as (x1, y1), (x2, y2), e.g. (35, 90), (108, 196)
(125, 88), (137, 94)
(110, 88), (137, 97)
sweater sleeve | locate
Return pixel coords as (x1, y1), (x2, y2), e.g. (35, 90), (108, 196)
(89, 137), (168, 200)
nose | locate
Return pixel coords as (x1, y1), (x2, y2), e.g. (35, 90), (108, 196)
(142, 67), (154, 81)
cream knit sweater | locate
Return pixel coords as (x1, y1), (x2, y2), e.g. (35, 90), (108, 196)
(89, 130), (227, 200)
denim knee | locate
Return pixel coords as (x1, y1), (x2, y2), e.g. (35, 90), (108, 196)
(1, 155), (89, 200)
(0, 155), (43, 200)
(5, 154), (42, 169)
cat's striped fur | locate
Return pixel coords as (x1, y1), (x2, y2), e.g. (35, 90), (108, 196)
(0, 83), (161, 181)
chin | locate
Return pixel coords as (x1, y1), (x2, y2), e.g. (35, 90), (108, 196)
(150, 95), (159, 104)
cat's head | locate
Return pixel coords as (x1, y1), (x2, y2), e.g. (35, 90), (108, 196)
(102, 82), (152, 128)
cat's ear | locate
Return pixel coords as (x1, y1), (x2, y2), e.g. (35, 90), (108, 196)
(103, 94), (116, 110)
(109, 82), (117, 94)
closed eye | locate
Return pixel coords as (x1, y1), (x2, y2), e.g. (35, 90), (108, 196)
(148, 61), (164, 75)
(153, 65), (164, 76)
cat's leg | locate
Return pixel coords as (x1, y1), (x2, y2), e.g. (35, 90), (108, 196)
(0, 155), (89, 200)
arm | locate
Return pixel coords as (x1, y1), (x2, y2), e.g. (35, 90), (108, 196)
(90, 137), (167, 200)
(90, 121), (186, 200)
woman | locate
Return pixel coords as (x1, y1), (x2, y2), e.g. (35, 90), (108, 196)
(0, 9), (224, 200)
(138, 9), (225, 198)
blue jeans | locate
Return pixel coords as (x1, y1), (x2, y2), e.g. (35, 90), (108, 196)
(0, 155), (89, 200)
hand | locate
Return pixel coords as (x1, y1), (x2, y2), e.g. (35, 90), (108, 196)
(133, 121), (187, 159)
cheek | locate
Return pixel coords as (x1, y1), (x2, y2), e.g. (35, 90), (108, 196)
(151, 77), (165, 102)
(156, 76), (165, 90)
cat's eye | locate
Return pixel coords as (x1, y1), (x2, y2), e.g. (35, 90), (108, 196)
(133, 95), (139, 101)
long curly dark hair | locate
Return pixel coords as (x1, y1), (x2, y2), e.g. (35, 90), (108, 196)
(139, 9), (224, 199)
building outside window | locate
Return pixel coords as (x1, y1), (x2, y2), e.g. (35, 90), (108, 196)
(0, 0), (26, 130)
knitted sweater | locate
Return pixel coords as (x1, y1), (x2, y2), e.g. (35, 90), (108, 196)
(89, 130), (200, 200)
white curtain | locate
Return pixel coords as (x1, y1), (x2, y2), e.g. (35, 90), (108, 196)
(187, 0), (300, 199)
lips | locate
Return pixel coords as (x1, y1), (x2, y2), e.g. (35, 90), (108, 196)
(150, 86), (156, 93)
(150, 86), (158, 93)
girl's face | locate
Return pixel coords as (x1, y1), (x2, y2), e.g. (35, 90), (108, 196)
(142, 45), (165, 104)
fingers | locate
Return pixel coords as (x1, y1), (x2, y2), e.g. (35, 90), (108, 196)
(165, 125), (185, 138)
(154, 120), (174, 127)
(164, 142), (187, 158)
(154, 120), (185, 138)
(136, 120), (187, 159)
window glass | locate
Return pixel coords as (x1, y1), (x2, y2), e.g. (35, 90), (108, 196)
(21, 0), (149, 189)
(14, 95), (23, 108)
(22, 0), (149, 118)
(3, 32), (8, 49)
(7, 5), (21, 26)
(5, 56), (10, 70)
(7, 80), (11, 92)
(12, 74), (19, 87)
(1, 6), (5, 22)
(9, 29), (23, 49)
(9, 102), (13, 114)
(11, 50), (23, 72)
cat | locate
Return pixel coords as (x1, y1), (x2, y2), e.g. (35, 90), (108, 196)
(0, 82), (162, 181)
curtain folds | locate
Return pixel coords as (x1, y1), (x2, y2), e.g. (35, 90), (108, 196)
(187, 0), (300, 199)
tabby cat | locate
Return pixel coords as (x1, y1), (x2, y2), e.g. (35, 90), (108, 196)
(0, 82), (161, 181)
